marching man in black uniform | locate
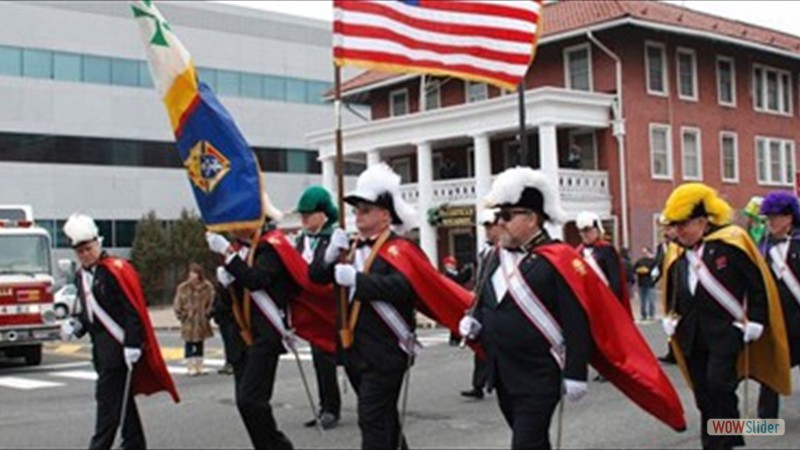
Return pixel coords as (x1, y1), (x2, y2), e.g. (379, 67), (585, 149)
(312, 163), (419, 450)
(206, 195), (295, 450)
(575, 211), (630, 313)
(459, 168), (592, 450)
(757, 191), (800, 418)
(60, 213), (178, 450)
(660, 183), (791, 450)
(295, 185), (343, 430)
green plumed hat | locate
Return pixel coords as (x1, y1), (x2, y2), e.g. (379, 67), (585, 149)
(296, 185), (339, 223)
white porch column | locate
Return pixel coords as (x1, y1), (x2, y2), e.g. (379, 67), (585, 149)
(416, 141), (437, 264)
(366, 149), (381, 167)
(321, 156), (336, 195)
(472, 132), (492, 250)
(538, 123), (563, 239)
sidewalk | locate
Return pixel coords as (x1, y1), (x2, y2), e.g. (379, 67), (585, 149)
(148, 306), (182, 331)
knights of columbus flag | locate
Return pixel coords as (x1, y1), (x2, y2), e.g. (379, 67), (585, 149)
(131, 0), (263, 231)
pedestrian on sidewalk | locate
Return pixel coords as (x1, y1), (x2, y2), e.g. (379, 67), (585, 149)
(633, 247), (657, 321)
(173, 263), (215, 376)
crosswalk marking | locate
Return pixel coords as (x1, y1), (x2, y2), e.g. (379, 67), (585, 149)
(50, 370), (98, 381)
(0, 376), (64, 390)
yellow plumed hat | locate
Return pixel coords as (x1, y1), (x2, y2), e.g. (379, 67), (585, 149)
(662, 183), (733, 226)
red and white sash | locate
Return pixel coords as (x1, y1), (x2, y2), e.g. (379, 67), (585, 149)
(498, 249), (565, 368)
(685, 248), (745, 321)
(582, 248), (609, 286)
(81, 269), (124, 344)
(769, 243), (800, 307)
(251, 289), (297, 351)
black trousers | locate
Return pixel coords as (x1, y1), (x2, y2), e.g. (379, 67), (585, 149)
(184, 341), (204, 358)
(89, 367), (145, 450)
(758, 366), (799, 418)
(471, 354), (487, 391)
(686, 345), (744, 450)
(354, 367), (408, 450)
(217, 319), (235, 365)
(233, 345), (293, 450)
(495, 375), (559, 450)
(311, 345), (341, 417)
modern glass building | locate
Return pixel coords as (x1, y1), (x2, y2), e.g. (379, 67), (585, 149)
(0, 1), (361, 256)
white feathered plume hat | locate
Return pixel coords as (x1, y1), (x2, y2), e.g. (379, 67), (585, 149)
(576, 211), (605, 234)
(63, 213), (101, 248)
(484, 167), (566, 223)
(478, 207), (499, 226)
(344, 163), (418, 233)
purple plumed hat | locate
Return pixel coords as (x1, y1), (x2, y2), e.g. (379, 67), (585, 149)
(760, 190), (800, 225)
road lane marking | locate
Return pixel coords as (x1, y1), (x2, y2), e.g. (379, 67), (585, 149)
(0, 376), (64, 390)
(49, 370), (98, 381)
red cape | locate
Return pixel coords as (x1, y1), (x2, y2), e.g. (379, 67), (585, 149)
(576, 240), (633, 318)
(376, 238), (482, 356)
(537, 244), (685, 431)
(98, 258), (180, 403)
(262, 230), (338, 354)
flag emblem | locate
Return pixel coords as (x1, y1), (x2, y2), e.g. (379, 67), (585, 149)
(184, 141), (231, 194)
(572, 258), (587, 276)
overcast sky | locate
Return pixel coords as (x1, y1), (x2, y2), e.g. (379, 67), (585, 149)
(218, 1), (800, 38)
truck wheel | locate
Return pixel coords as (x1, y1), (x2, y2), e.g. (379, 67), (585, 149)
(23, 345), (42, 366)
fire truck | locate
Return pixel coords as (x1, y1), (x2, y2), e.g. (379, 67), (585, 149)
(0, 205), (59, 366)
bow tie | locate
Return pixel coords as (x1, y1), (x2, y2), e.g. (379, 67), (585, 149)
(356, 238), (377, 249)
(769, 236), (790, 246)
(503, 247), (527, 254)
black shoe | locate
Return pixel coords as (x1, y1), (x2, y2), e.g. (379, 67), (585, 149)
(319, 412), (339, 430)
(461, 388), (484, 399)
(658, 355), (676, 365)
(593, 374), (608, 383)
(217, 363), (234, 375)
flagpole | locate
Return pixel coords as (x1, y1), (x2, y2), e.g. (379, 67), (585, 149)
(334, 64), (351, 349)
(517, 83), (530, 167)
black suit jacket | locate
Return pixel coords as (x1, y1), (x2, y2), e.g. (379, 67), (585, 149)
(476, 233), (590, 398)
(763, 235), (800, 364)
(584, 243), (625, 301)
(74, 253), (143, 371)
(226, 234), (299, 355)
(310, 233), (416, 373)
(667, 237), (767, 357)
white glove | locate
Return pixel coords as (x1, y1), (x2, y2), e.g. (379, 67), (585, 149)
(661, 317), (679, 337)
(324, 228), (350, 264)
(734, 321), (764, 343)
(216, 266), (235, 288)
(564, 379), (588, 403)
(124, 347), (142, 368)
(334, 263), (357, 287)
(205, 232), (231, 256)
(60, 318), (81, 341)
(458, 315), (482, 340)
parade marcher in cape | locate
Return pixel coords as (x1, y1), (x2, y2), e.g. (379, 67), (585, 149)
(757, 191), (800, 419)
(660, 183), (791, 449)
(460, 207), (500, 400)
(459, 167), (686, 450)
(295, 185), (344, 430)
(59, 213), (179, 450)
(575, 211), (632, 315)
(311, 163), (474, 450)
(206, 193), (337, 450)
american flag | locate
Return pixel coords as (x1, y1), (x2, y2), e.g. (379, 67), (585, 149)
(333, 0), (544, 91)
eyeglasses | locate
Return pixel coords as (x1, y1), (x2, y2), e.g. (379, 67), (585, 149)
(497, 208), (533, 222)
(352, 204), (377, 215)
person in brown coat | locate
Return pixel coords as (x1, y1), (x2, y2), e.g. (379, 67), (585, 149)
(173, 263), (214, 376)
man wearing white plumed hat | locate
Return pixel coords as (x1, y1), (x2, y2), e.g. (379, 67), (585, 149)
(61, 213), (178, 449)
(575, 211), (631, 316)
(312, 163), (473, 449)
(459, 167), (689, 447)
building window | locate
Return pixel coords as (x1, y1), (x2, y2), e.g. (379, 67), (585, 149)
(111, 58), (140, 87)
(645, 42), (667, 96)
(0, 45), (22, 76)
(286, 78), (307, 103)
(753, 64), (792, 115)
(22, 49), (52, 79)
(681, 127), (702, 180)
(390, 89), (409, 116)
(424, 80), (440, 110)
(720, 132), (739, 183)
(649, 123), (672, 179)
(392, 156), (412, 183)
(716, 56), (736, 106)
(756, 136), (795, 186)
(676, 47), (697, 101)
(564, 43), (592, 91)
(241, 73), (263, 98)
(217, 70), (241, 97)
(567, 130), (598, 170)
(466, 81), (488, 103)
(82, 55), (111, 85)
(54, 52), (82, 82)
(263, 75), (287, 102)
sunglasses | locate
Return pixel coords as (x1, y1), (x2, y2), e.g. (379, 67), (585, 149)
(497, 208), (533, 222)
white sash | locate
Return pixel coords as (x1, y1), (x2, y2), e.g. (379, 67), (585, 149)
(251, 290), (297, 351)
(371, 301), (423, 356)
(81, 269), (125, 344)
(685, 249), (745, 321)
(499, 249), (566, 368)
(583, 248), (609, 286)
(769, 243), (800, 307)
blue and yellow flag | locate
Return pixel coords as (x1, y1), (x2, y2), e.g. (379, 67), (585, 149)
(131, 0), (263, 231)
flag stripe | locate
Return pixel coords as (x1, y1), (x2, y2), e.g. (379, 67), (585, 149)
(337, 1), (536, 42)
(334, 11), (533, 56)
(333, 0), (542, 91)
